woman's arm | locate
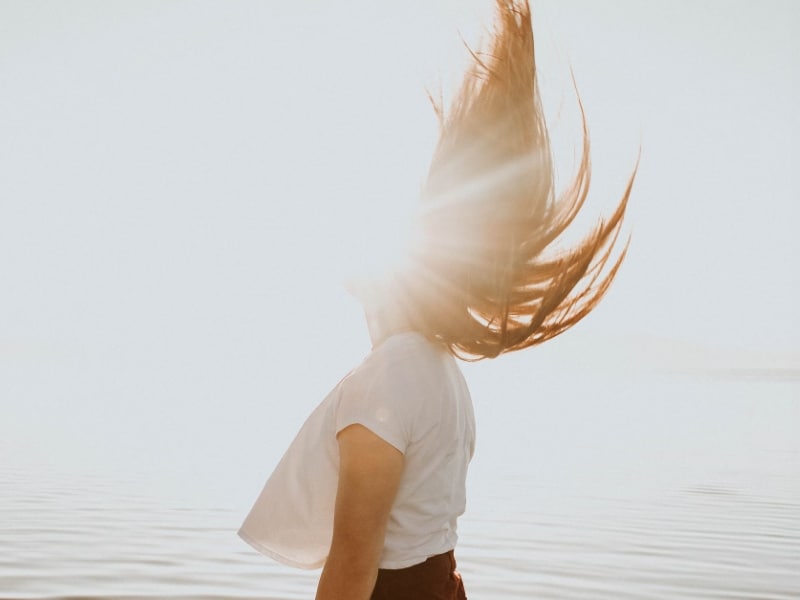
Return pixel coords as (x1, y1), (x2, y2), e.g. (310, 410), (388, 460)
(315, 424), (404, 600)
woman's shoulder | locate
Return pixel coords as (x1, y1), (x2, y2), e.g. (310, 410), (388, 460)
(347, 332), (448, 389)
(373, 331), (446, 368)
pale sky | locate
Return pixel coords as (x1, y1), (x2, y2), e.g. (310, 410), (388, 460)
(1, 1), (798, 499)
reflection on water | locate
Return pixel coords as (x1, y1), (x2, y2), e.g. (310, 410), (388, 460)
(461, 484), (799, 599)
(0, 465), (316, 600)
(2, 375), (798, 599)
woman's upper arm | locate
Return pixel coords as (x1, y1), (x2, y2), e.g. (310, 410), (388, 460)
(333, 423), (404, 560)
(315, 424), (404, 599)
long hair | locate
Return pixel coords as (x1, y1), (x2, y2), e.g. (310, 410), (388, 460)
(398, 0), (637, 360)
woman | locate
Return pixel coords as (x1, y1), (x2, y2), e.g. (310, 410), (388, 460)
(239, 1), (636, 598)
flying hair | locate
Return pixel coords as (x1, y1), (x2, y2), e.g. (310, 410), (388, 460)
(392, 0), (637, 360)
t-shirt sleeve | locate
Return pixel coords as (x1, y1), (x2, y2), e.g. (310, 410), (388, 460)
(334, 357), (418, 454)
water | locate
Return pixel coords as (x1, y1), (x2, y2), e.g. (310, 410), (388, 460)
(2, 373), (798, 599)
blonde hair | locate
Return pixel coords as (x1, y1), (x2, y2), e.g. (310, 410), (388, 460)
(398, 0), (637, 360)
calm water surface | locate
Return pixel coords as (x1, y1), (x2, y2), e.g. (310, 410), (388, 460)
(2, 374), (798, 599)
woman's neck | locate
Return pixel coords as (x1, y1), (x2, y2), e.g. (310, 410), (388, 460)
(365, 304), (415, 349)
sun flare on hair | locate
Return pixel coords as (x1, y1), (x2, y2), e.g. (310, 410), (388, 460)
(394, 0), (634, 360)
(332, 0), (633, 361)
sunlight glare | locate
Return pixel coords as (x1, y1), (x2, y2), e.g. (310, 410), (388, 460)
(338, 194), (417, 290)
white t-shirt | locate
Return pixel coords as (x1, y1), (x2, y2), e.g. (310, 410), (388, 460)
(238, 331), (476, 570)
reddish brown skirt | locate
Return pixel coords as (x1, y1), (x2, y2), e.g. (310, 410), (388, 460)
(370, 550), (467, 600)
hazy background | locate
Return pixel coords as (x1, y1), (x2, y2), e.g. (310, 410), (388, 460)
(1, 0), (798, 511)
